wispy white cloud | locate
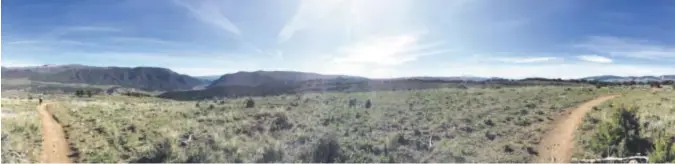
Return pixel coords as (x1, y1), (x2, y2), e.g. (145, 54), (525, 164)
(332, 32), (450, 66)
(577, 55), (612, 63)
(278, 0), (346, 43)
(4, 35), (187, 54)
(575, 36), (675, 60)
(2, 38), (104, 51)
(173, 0), (242, 38)
(4, 25), (122, 46)
(66, 26), (121, 33)
(1, 59), (43, 67)
(494, 56), (559, 63)
(443, 63), (675, 79)
(108, 36), (178, 46)
(4, 40), (43, 45)
(314, 31), (451, 78)
(49, 26), (122, 38)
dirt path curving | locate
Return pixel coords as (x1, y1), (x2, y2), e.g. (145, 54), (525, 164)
(536, 95), (618, 163)
(38, 102), (72, 163)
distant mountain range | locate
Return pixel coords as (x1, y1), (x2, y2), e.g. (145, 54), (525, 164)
(207, 71), (366, 88)
(581, 75), (675, 82)
(2, 65), (203, 91)
(2, 64), (673, 99)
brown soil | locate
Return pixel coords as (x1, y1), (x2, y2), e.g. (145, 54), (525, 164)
(38, 102), (72, 163)
(535, 95), (618, 163)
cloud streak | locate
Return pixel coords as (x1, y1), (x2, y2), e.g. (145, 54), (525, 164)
(66, 26), (121, 33)
(278, 0), (346, 43)
(494, 56), (559, 63)
(575, 36), (675, 60)
(332, 32), (450, 66)
(173, 0), (242, 38)
(444, 63), (675, 79)
(314, 31), (452, 78)
(577, 55), (612, 63)
(107, 36), (179, 46)
(1, 59), (43, 67)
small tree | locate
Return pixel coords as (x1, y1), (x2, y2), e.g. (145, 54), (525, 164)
(245, 98), (255, 108)
(364, 99), (372, 109)
(86, 90), (92, 97)
(348, 98), (357, 108)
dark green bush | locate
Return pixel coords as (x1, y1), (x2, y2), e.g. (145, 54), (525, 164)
(245, 98), (255, 108)
(365, 99), (372, 109)
(588, 106), (649, 157)
(308, 135), (343, 163)
(255, 147), (284, 163)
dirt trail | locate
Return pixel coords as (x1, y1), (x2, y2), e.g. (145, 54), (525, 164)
(38, 102), (72, 163)
(536, 95), (618, 163)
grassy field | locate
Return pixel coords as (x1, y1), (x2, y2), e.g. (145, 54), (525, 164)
(1, 98), (43, 163)
(574, 88), (675, 162)
(2, 86), (626, 162)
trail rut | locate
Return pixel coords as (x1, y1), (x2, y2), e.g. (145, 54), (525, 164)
(38, 102), (72, 163)
(535, 95), (618, 163)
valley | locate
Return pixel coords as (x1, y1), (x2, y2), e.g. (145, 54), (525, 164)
(1, 65), (674, 163)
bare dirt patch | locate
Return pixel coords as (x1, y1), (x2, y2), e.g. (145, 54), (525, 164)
(38, 102), (72, 163)
(536, 95), (618, 163)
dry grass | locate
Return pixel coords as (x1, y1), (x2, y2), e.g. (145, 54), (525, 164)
(1, 98), (43, 163)
(2, 86), (628, 162)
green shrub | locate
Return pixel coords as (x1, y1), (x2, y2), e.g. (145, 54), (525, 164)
(588, 106), (649, 157)
(255, 147), (284, 163)
(648, 131), (675, 163)
(364, 99), (372, 109)
(308, 135), (343, 163)
(245, 98), (255, 108)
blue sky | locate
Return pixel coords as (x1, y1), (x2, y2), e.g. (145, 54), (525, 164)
(2, 0), (674, 78)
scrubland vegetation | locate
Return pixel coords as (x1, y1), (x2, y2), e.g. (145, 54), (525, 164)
(1, 99), (42, 163)
(2, 86), (624, 162)
(574, 89), (675, 163)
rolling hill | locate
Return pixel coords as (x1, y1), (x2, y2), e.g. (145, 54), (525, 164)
(4, 64), (672, 100)
(206, 71), (366, 88)
(2, 65), (204, 91)
(581, 75), (675, 82)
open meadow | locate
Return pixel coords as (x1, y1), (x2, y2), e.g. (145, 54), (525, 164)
(1, 86), (635, 163)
